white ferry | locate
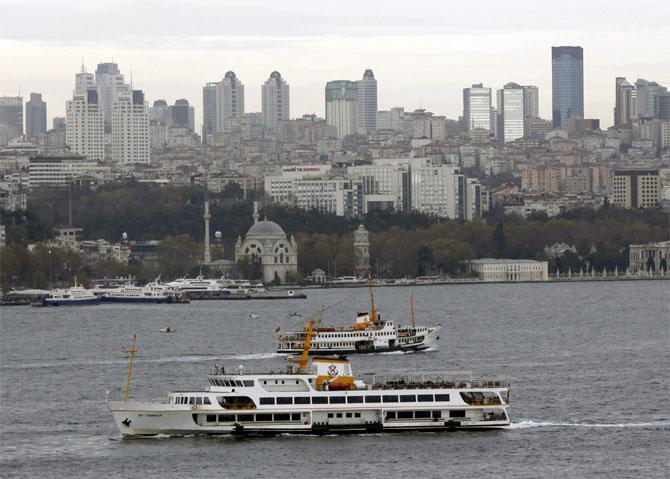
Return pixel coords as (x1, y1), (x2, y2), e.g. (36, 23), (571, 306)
(329, 276), (367, 287)
(108, 323), (510, 437)
(44, 282), (100, 306)
(166, 275), (232, 298)
(100, 282), (169, 304)
(277, 289), (439, 354)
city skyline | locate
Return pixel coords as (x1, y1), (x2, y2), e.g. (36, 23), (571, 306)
(1, 0), (668, 130)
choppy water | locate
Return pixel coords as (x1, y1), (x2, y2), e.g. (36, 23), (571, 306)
(1, 281), (669, 478)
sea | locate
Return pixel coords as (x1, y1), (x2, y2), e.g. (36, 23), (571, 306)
(1, 280), (668, 478)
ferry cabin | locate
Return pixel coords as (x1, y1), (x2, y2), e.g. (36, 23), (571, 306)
(109, 359), (509, 436)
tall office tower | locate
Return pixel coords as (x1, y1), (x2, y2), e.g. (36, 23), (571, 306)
(202, 82), (218, 140)
(0, 96), (24, 137)
(111, 90), (149, 165)
(522, 85), (539, 119)
(25, 93), (47, 140)
(261, 71), (289, 131)
(148, 99), (170, 124)
(498, 83), (525, 143)
(463, 83), (492, 134)
(66, 67), (104, 161)
(170, 99), (195, 132)
(95, 62), (130, 133)
(635, 79), (668, 118)
(614, 77), (635, 126)
(356, 69), (377, 133)
(551, 46), (584, 128)
(325, 80), (358, 138)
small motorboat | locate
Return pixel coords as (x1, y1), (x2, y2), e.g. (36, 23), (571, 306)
(248, 314), (259, 320)
(158, 327), (176, 333)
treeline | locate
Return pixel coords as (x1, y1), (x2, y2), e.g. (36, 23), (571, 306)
(1, 183), (668, 288)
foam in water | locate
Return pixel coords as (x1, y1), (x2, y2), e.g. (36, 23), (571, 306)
(508, 420), (670, 430)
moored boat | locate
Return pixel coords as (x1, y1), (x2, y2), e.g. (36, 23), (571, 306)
(100, 281), (170, 304)
(44, 281), (100, 306)
(108, 320), (510, 437)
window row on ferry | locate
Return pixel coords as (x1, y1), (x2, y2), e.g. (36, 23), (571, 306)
(257, 393), (452, 405)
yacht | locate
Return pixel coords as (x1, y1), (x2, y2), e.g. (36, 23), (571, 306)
(100, 281), (170, 304)
(277, 289), (439, 354)
(44, 282), (100, 306)
(108, 323), (510, 436)
(329, 276), (367, 287)
(166, 275), (231, 299)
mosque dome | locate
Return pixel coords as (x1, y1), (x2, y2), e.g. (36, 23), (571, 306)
(246, 220), (286, 238)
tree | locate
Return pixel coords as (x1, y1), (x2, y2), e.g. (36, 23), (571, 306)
(646, 255), (656, 272)
(493, 222), (506, 257)
(156, 235), (200, 278)
(430, 238), (475, 274)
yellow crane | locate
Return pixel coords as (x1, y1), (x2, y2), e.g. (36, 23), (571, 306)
(122, 335), (137, 402)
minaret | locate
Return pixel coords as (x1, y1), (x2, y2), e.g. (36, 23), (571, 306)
(253, 201), (259, 224)
(204, 197), (211, 263)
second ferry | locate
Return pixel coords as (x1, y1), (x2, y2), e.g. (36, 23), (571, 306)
(277, 288), (440, 354)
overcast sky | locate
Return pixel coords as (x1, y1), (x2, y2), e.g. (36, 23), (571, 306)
(1, 0), (668, 130)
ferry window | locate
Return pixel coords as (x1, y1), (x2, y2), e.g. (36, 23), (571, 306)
(418, 394), (433, 402)
(385, 411), (396, 419)
(274, 413), (290, 421)
(189, 397), (195, 405)
(330, 396), (346, 404)
(294, 397), (310, 405)
(345, 413), (352, 418)
(206, 414), (217, 423)
(449, 410), (466, 418)
(365, 395), (381, 403)
(400, 395), (416, 403)
(204, 397), (211, 405)
(238, 415), (254, 422)
(397, 411), (413, 419)
(218, 414), (234, 422)
(435, 394), (450, 402)
(260, 397), (275, 405)
(243, 380), (254, 387)
(347, 396), (363, 403)
(327, 413), (334, 418)
(354, 413), (361, 418)
(382, 395), (398, 403)
(415, 411), (430, 419)
(196, 397), (203, 405)
(277, 397), (293, 405)
(312, 397), (328, 404)
(291, 413), (300, 421)
(336, 413), (343, 418)
(432, 411), (442, 419)
(235, 380), (244, 387)
(256, 414), (272, 422)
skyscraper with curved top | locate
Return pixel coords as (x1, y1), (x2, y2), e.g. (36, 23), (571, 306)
(551, 46), (584, 129)
(262, 71), (290, 131)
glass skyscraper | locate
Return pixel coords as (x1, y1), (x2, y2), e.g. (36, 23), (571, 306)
(551, 46), (584, 128)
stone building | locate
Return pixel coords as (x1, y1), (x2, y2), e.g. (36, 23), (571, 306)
(628, 240), (670, 273)
(235, 204), (297, 284)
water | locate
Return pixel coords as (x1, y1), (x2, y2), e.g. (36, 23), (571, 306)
(1, 281), (668, 478)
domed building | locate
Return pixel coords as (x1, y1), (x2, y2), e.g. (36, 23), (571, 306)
(235, 204), (298, 284)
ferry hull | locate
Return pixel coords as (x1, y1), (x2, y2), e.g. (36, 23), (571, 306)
(100, 296), (168, 304)
(44, 297), (101, 306)
(277, 342), (435, 355)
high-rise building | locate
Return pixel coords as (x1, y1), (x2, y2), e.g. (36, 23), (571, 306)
(25, 93), (47, 140)
(357, 69), (377, 134)
(522, 85), (539, 119)
(0, 96), (24, 137)
(95, 62), (130, 133)
(612, 169), (659, 209)
(614, 77), (635, 126)
(498, 83), (525, 143)
(202, 82), (218, 140)
(463, 84), (492, 134)
(326, 98), (358, 139)
(217, 71), (244, 130)
(52, 117), (66, 131)
(170, 99), (194, 132)
(148, 99), (170, 124)
(111, 90), (149, 164)
(325, 80), (358, 138)
(551, 46), (584, 128)
(635, 79), (668, 118)
(657, 94), (670, 120)
(66, 67), (104, 161)
(261, 71), (289, 130)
